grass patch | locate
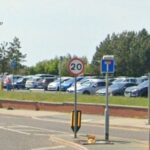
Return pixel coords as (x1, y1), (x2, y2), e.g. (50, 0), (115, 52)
(0, 90), (148, 107)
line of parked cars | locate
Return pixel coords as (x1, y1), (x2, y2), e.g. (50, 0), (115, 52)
(1, 74), (149, 97)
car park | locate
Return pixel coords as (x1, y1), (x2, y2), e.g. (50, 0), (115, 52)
(67, 79), (106, 94)
(124, 80), (148, 97)
(25, 73), (58, 90)
(36, 76), (56, 90)
(35, 74), (57, 78)
(112, 77), (137, 84)
(136, 76), (148, 84)
(60, 76), (83, 91)
(47, 77), (71, 91)
(96, 82), (137, 96)
(25, 76), (42, 89)
(36, 76), (58, 90)
(13, 76), (31, 89)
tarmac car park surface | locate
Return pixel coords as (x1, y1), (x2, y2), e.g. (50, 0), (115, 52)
(0, 109), (149, 150)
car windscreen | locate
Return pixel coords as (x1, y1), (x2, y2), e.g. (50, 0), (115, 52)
(17, 78), (24, 82)
(110, 83), (125, 89)
(138, 80), (148, 88)
(63, 78), (74, 84)
(81, 81), (92, 86)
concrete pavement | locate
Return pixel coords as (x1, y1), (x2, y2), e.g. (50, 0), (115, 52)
(0, 108), (149, 150)
(0, 108), (148, 128)
(53, 134), (148, 150)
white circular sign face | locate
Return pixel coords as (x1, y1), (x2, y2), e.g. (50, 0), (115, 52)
(68, 58), (84, 76)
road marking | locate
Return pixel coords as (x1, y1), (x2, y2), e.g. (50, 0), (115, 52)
(32, 116), (69, 124)
(16, 124), (68, 134)
(1, 124), (69, 136)
(34, 133), (50, 136)
(51, 135), (88, 150)
(82, 119), (93, 123)
(0, 126), (30, 135)
(31, 145), (66, 150)
(33, 116), (148, 132)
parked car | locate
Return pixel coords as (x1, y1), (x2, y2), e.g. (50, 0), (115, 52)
(36, 77), (57, 90)
(96, 82), (137, 96)
(35, 74), (57, 78)
(60, 76), (83, 91)
(13, 76), (31, 89)
(112, 77), (137, 84)
(74, 76), (97, 86)
(136, 76), (148, 84)
(67, 79), (106, 95)
(25, 76), (42, 89)
(47, 77), (71, 91)
(124, 80), (148, 97)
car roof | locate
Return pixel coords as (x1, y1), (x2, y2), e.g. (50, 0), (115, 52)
(87, 78), (105, 82)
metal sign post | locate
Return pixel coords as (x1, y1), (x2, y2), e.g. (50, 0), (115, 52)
(105, 63), (109, 141)
(11, 59), (17, 91)
(101, 55), (115, 142)
(148, 73), (150, 125)
(74, 76), (77, 138)
(59, 57), (63, 92)
(68, 57), (84, 138)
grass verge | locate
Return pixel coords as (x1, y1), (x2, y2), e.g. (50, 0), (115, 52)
(0, 90), (148, 107)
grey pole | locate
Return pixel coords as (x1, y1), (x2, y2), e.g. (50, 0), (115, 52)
(59, 57), (63, 92)
(74, 76), (77, 138)
(59, 60), (61, 92)
(148, 73), (150, 125)
(105, 63), (109, 141)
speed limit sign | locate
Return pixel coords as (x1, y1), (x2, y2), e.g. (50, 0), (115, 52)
(68, 58), (84, 76)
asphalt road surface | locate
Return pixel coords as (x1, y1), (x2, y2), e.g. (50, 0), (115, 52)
(0, 109), (148, 150)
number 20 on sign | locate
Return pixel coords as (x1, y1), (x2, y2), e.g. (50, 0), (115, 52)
(68, 58), (84, 77)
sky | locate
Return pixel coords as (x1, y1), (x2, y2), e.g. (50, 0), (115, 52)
(0, 0), (150, 67)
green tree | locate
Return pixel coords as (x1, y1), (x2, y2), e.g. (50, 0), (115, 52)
(92, 29), (150, 76)
(7, 37), (26, 73)
(28, 54), (90, 76)
(0, 42), (9, 74)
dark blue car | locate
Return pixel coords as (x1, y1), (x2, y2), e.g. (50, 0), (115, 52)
(14, 76), (30, 89)
(124, 80), (148, 97)
(60, 77), (83, 91)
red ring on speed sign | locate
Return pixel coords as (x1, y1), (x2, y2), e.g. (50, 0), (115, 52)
(68, 58), (84, 77)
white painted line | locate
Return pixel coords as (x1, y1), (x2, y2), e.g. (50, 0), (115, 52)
(31, 145), (66, 150)
(15, 124), (68, 134)
(34, 133), (50, 136)
(0, 126), (30, 135)
(51, 135), (88, 150)
(82, 119), (93, 122)
(32, 116), (69, 124)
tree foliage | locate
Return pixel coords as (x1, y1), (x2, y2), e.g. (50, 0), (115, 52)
(28, 54), (91, 76)
(92, 29), (150, 76)
(2, 29), (149, 77)
(0, 37), (26, 74)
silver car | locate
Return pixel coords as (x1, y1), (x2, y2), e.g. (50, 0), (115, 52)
(67, 79), (106, 95)
(25, 76), (42, 89)
(47, 77), (72, 91)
